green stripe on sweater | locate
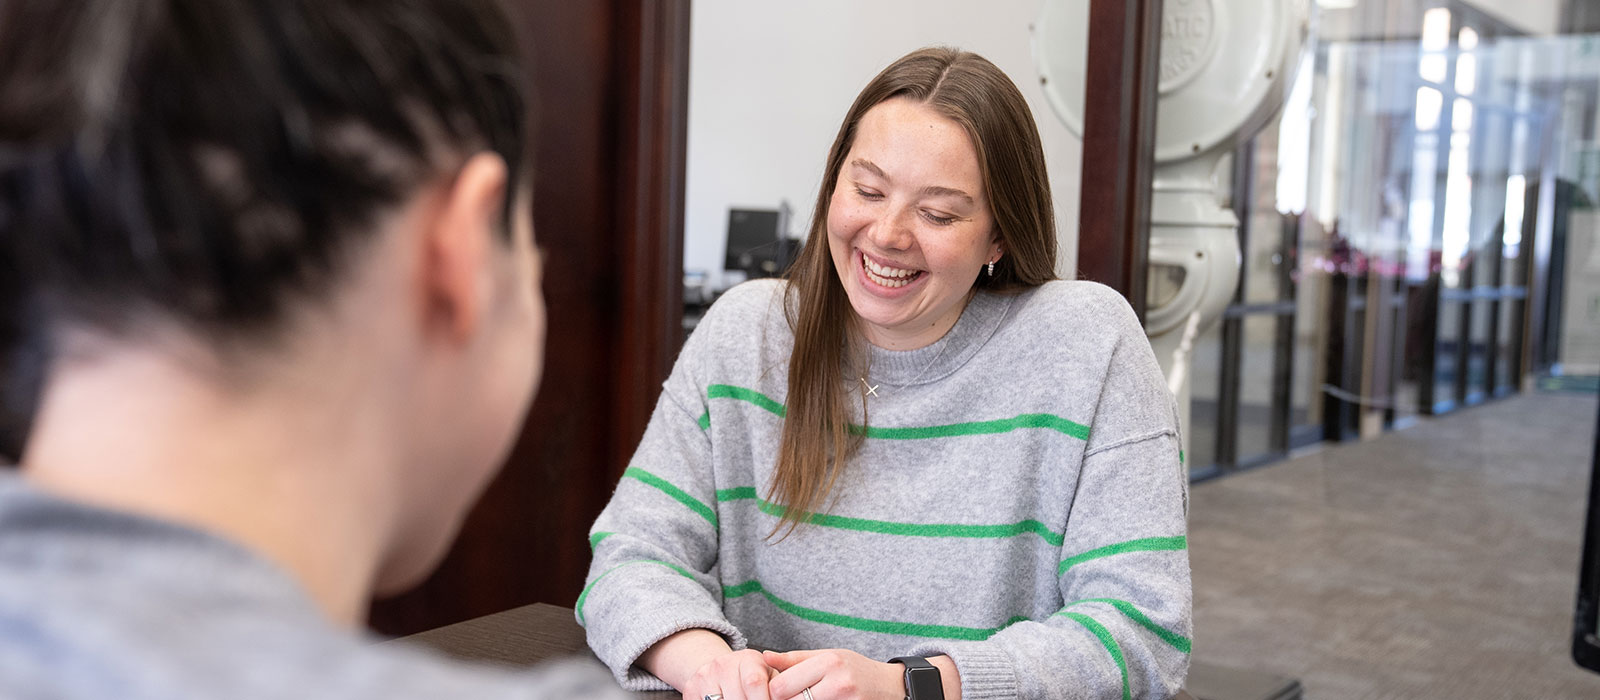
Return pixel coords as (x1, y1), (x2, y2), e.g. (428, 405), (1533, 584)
(704, 383), (1090, 441)
(724, 579), (1027, 640)
(633, 471), (1178, 565)
(854, 413), (1090, 441)
(623, 467), (718, 528)
(588, 531), (614, 550)
(1058, 536), (1187, 577)
(576, 559), (696, 624)
(708, 384), (787, 416)
(716, 488), (1065, 546)
(715, 486), (759, 501)
(1062, 612), (1131, 700)
(1063, 598), (1191, 653)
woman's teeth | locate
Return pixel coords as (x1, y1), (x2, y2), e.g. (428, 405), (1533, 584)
(863, 253), (920, 288)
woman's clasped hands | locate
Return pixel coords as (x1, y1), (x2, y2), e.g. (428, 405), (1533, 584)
(685, 648), (907, 700)
(681, 648), (778, 700)
(764, 649), (908, 700)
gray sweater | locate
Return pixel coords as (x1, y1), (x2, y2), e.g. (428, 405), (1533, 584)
(581, 280), (1191, 699)
(0, 472), (626, 700)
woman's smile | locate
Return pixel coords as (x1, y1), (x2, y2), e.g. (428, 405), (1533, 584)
(858, 249), (925, 291)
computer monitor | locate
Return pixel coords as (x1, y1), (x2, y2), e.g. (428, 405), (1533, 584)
(724, 208), (793, 279)
(1574, 382), (1600, 673)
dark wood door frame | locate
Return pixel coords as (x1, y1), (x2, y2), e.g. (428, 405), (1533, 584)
(611, 0), (690, 471)
(1074, 0), (1163, 321)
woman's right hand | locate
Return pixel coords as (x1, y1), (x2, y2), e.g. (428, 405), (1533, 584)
(681, 648), (780, 700)
(638, 628), (778, 700)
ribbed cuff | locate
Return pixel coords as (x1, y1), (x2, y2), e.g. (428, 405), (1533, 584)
(580, 562), (747, 691)
(907, 641), (1018, 700)
(594, 604), (747, 691)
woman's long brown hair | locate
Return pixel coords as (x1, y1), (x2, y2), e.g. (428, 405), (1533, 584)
(769, 47), (1058, 537)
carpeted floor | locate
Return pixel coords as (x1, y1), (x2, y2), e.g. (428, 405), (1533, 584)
(1188, 390), (1600, 699)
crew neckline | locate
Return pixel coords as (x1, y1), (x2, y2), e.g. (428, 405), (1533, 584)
(861, 290), (1015, 387)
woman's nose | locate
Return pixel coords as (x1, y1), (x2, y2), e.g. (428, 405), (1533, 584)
(868, 206), (915, 251)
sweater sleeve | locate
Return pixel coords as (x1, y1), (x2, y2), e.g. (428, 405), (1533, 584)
(577, 310), (746, 690)
(908, 302), (1192, 700)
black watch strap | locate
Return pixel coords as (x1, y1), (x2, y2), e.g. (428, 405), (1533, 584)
(888, 656), (945, 700)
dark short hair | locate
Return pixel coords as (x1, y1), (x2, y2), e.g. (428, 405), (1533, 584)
(0, 0), (532, 461)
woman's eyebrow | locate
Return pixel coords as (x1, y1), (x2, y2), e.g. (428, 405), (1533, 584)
(852, 159), (974, 205)
(850, 158), (887, 180)
(921, 185), (974, 205)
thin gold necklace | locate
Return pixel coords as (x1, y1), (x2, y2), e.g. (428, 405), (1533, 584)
(858, 334), (952, 399)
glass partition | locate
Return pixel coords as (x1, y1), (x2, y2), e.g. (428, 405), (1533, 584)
(1184, 1), (1600, 475)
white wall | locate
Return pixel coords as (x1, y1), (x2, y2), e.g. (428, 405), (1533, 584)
(684, 0), (1085, 289)
(1460, 0), (1563, 36)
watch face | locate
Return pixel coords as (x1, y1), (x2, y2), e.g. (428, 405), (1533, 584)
(905, 666), (943, 699)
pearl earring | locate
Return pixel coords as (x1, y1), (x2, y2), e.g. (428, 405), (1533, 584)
(987, 260), (995, 276)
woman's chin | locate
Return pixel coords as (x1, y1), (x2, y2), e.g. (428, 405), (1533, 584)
(845, 290), (912, 327)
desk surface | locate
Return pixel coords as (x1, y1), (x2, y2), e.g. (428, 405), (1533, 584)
(398, 602), (675, 698)
(400, 602), (1266, 700)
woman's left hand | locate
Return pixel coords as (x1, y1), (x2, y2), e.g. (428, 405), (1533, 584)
(762, 648), (905, 700)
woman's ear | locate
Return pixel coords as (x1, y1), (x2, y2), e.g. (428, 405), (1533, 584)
(419, 152), (508, 342)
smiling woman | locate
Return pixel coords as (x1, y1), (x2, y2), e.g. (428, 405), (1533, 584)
(781, 49), (1059, 545)
(581, 47), (1191, 700)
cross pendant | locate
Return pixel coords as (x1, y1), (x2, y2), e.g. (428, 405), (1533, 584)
(861, 378), (879, 397)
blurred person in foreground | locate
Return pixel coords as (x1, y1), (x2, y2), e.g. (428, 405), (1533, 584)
(0, 1), (624, 697)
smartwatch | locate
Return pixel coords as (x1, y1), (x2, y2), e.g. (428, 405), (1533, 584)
(888, 655), (945, 700)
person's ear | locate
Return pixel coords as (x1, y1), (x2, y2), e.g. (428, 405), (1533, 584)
(988, 236), (1004, 265)
(420, 152), (508, 343)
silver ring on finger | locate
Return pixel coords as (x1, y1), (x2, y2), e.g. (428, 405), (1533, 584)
(802, 687), (815, 700)
(703, 695), (724, 700)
